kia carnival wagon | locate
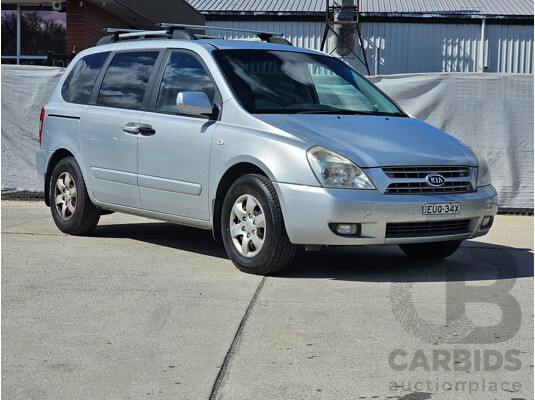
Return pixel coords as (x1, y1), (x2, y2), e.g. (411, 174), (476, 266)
(36, 25), (498, 275)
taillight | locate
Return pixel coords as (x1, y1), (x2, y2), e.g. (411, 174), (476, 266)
(39, 107), (45, 146)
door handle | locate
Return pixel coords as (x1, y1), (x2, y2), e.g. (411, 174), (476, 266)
(138, 124), (156, 136)
(121, 123), (139, 134)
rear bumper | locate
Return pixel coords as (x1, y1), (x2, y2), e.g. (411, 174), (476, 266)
(36, 149), (53, 189)
(273, 183), (498, 246)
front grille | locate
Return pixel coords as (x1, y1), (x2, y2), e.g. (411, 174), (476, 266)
(383, 166), (473, 194)
(383, 166), (470, 179)
(385, 219), (472, 238)
(386, 181), (473, 194)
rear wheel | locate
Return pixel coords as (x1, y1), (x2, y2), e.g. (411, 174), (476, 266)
(50, 157), (100, 235)
(399, 240), (462, 260)
(221, 174), (296, 275)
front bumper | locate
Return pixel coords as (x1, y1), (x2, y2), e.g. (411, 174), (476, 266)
(273, 183), (498, 246)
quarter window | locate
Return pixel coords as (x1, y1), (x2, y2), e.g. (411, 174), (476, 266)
(156, 52), (215, 113)
(97, 52), (159, 109)
(61, 52), (110, 104)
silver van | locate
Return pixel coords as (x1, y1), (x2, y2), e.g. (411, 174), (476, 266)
(36, 25), (497, 275)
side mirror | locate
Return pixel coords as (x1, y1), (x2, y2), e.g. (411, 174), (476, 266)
(176, 91), (214, 117)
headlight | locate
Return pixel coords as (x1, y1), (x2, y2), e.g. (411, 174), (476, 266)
(473, 150), (491, 187)
(306, 146), (375, 189)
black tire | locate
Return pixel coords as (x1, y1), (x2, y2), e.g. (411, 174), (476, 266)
(399, 240), (462, 260)
(49, 156), (100, 235)
(221, 174), (296, 275)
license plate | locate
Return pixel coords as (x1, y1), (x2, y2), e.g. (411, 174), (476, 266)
(422, 202), (461, 215)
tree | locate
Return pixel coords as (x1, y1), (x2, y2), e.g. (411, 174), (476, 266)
(1, 12), (17, 56)
(21, 11), (66, 55)
(1, 11), (66, 57)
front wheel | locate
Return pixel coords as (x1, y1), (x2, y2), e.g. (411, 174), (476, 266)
(398, 240), (462, 260)
(221, 174), (296, 275)
(50, 156), (100, 235)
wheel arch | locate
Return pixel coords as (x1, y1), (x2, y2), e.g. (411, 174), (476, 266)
(44, 148), (75, 206)
(212, 162), (270, 241)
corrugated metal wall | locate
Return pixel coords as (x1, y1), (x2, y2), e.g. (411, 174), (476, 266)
(206, 21), (326, 51)
(487, 24), (533, 74)
(206, 20), (534, 74)
(361, 22), (482, 74)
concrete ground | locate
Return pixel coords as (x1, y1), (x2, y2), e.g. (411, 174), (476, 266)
(2, 201), (533, 400)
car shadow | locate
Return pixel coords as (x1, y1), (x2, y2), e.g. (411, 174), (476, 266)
(283, 242), (533, 282)
(92, 221), (228, 260)
(92, 221), (533, 283)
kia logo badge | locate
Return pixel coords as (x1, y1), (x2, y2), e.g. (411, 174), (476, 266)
(426, 174), (445, 187)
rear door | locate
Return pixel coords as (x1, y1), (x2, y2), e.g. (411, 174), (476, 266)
(80, 50), (162, 208)
(138, 49), (220, 220)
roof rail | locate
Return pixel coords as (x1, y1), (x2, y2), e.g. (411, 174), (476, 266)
(195, 34), (225, 39)
(96, 24), (292, 46)
(97, 27), (197, 45)
(156, 23), (286, 43)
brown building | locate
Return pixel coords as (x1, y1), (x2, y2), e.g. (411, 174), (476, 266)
(1, 0), (204, 65)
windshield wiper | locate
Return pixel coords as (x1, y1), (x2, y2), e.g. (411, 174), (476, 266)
(350, 110), (407, 116)
(295, 108), (406, 116)
(294, 108), (355, 114)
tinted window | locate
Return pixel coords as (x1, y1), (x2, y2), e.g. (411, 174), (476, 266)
(214, 49), (403, 116)
(156, 52), (215, 113)
(61, 52), (109, 104)
(97, 52), (159, 109)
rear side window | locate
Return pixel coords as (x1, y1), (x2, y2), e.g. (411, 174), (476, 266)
(97, 52), (159, 109)
(156, 52), (216, 113)
(61, 52), (110, 104)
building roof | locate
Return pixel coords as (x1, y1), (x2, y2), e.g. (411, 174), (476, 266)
(361, 0), (534, 16)
(187, 0), (534, 16)
(188, 0), (324, 13)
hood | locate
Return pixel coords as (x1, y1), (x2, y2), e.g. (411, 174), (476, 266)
(255, 114), (477, 168)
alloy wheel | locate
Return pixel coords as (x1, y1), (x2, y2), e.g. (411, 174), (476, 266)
(230, 194), (266, 257)
(54, 171), (77, 220)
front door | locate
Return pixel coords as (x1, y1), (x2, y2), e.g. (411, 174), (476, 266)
(138, 50), (220, 220)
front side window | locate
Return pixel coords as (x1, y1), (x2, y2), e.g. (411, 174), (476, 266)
(97, 52), (159, 109)
(156, 52), (215, 113)
(62, 52), (110, 104)
(214, 49), (404, 116)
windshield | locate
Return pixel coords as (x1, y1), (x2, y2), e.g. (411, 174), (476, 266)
(213, 49), (405, 116)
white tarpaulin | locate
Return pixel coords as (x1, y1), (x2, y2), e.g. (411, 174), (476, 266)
(2, 65), (64, 192)
(370, 73), (534, 209)
(1, 66), (533, 208)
